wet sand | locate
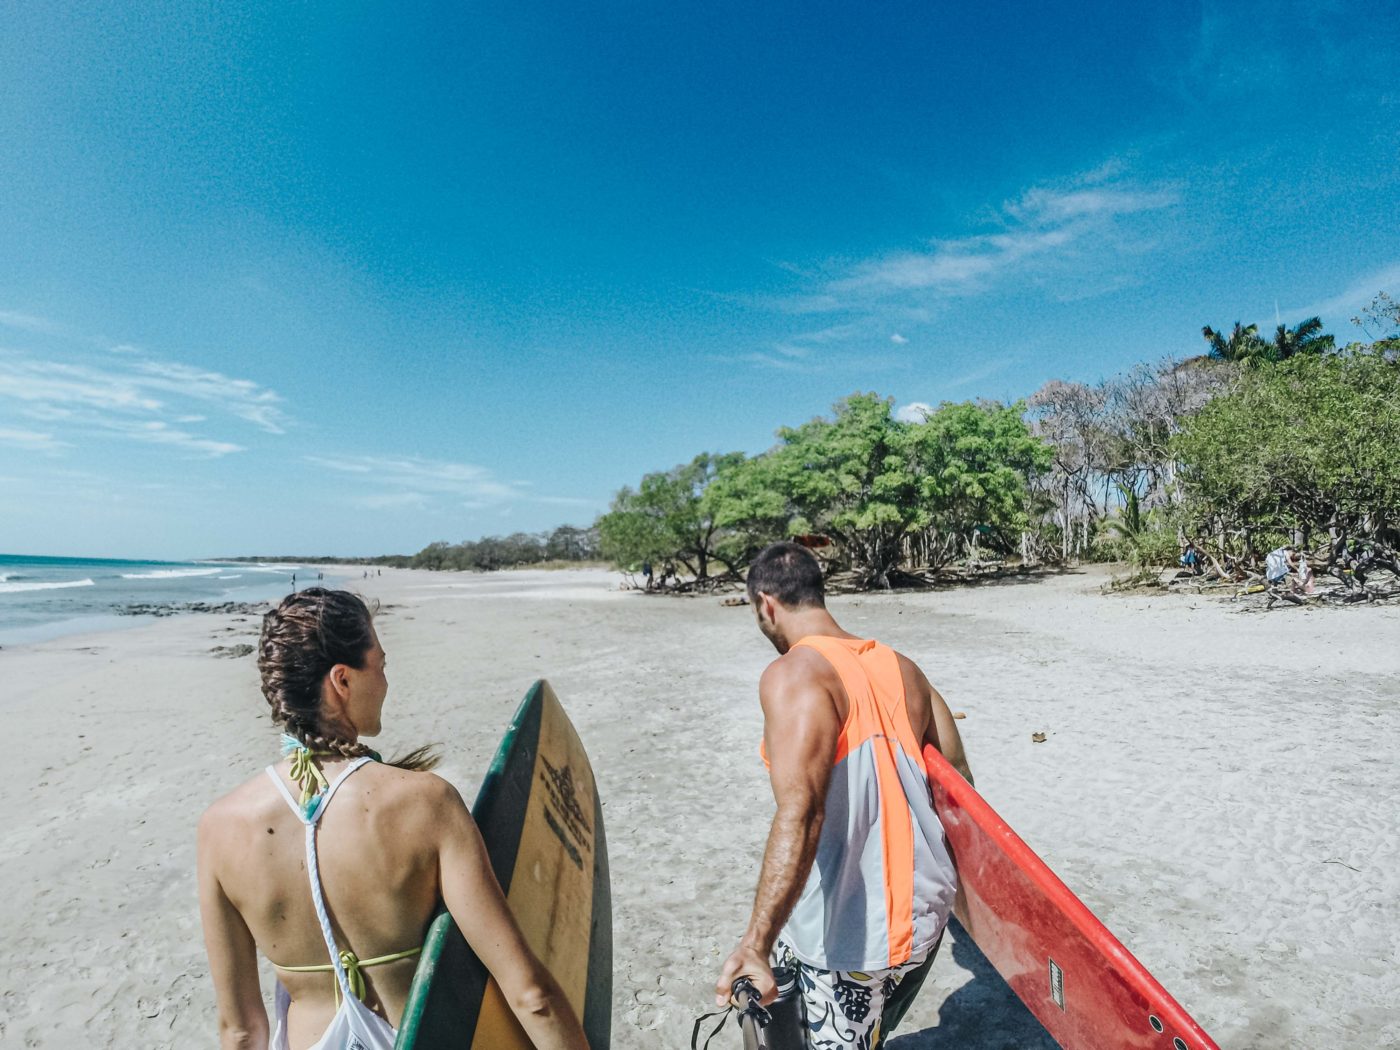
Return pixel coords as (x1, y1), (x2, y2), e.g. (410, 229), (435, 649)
(1, 566), (1396, 1048)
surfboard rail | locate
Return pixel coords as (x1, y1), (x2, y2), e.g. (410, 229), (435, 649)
(396, 681), (610, 1049)
(924, 742), (1221, 1050)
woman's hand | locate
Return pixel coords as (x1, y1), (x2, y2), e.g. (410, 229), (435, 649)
(428, 777), (591, 1050)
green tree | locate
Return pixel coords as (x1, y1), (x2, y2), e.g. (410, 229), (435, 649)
(701, 453), (791, 569)
(545, 524), (599, 561)
(1202, 321), (1270, 364)
(904, 400), (1053, 562)
(1172, 346), (1400, 554)
(1270, 316), (1334, 360)
(764, 393), (922, 588)
(596, 452), (743, 579)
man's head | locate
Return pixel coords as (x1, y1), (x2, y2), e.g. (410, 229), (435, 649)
(746, 541), (826, 652)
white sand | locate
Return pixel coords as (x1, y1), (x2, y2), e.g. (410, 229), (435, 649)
(1, 566), (1397, 1048)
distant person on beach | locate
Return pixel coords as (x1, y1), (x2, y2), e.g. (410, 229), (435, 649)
(1180, 540), (1203, 576)
(197, 588), (588, 1050)
(715, 542), (971, 1048)
(1265, 546), (1299, 592)
(641, 560), (653, 590)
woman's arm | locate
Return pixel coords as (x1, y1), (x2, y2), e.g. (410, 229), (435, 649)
(197, 811), (270, 1050)
(429, 779), (590, 1050)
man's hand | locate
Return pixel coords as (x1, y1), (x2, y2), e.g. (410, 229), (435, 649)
(715, 943), (776, 1007)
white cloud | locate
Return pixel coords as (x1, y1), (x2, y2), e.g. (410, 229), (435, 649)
(771, 343), (811, 359)
(1286, 262), (1400, 327)
(0, 310), (65, 335)
(306, 454), (524, 504)
(890, 333), (908, 345)
(354, 492), (430, 510)
(101, 419), (243, 456)
(709, 351), (815, 372)
(782, 164), (1177, 312)
(0, 426), (69, 452)
(894, 402), (933, 423)
(130, 359), (289, 434)
(0, 320), (291, 458)
(532, 495), (602, 508)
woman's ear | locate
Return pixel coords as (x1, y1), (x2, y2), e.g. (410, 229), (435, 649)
(325, 663), (353, 707)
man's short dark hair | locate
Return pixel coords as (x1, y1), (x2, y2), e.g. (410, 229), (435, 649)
(746, 541), (826, 608)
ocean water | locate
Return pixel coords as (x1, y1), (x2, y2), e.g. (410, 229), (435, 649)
(0, 554), (335, 646)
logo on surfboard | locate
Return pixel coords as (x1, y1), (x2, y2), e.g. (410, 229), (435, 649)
(539, 755), (593, 869)
(1048, 957), (1065, 1010)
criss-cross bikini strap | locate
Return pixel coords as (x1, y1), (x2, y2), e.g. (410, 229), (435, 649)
(265, 765), (304, 820)
(263, 756), (374, 825)
(309, 757), (374, 823)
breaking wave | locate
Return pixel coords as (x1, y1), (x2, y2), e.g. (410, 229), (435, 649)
(0, 578), (96, 594)
(120, 568), (223, 580)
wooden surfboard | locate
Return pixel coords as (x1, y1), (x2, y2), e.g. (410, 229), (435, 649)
(923, 742), (1220, 1050)
(395, 681), (611, 1049)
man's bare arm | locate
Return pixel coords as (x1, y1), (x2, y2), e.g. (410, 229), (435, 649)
(715, 656), (840, 1005)
(912, 661), (972, 785)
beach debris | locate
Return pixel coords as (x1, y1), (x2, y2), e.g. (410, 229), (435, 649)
(117, 600), (270, 618)
(721, 596), (749, 607)
(209, 644), (255, 659)
(1031, 732), (1047, 743)
(952, 711), (967, 720)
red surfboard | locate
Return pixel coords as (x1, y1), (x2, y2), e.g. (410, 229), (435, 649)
(923, 742), (1221, 1050)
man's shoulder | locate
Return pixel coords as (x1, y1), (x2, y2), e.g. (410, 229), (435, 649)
(888, 647), (934, 698)
(762, 645), (839, 688)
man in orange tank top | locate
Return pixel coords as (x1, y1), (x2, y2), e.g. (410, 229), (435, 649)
(715, 542), (973, 1048)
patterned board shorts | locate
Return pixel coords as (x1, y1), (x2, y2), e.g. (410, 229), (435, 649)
(772, 941), (936, 1050)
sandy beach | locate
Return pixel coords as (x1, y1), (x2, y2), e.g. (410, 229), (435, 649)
(2, 565), (1397, 1049)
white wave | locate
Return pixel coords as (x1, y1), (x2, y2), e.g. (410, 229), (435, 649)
(120, 568), (223, 580)
(217, 574), (241, 580)
(0, 578), (96, 594)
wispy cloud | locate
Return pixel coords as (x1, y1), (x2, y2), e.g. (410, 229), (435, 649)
(128, 359), (289, 434)
(776, 165), (1177, 316)
(0, 426), (70, 452)
(0, 310), (70, 336)
(827, 178), (1176, 304)
(306, 454), (526, 507)
(0, 318), (291, 458)
(729, 165), (1179, 376)
(1286, 262), (1400, 328)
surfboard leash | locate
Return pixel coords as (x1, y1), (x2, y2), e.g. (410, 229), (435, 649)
(690, 978), (771, 1050)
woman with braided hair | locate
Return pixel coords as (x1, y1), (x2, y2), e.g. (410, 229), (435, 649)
(197, 588), (589, 1050)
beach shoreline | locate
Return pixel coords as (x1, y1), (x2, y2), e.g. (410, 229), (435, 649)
(2, 565), (1397, 1048)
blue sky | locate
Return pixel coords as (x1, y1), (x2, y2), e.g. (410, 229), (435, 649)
(1, 1), (1397, 558)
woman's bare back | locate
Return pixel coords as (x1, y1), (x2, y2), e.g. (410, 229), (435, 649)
(203, 759), (448, 1047)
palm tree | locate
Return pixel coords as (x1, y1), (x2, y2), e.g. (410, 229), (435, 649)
(1271, 316), (1334, 360)
(1201, 321), (1270, 363)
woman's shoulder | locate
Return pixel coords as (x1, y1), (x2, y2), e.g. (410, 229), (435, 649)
(197, 770), (282, 847)
(358, 762), (467, 810)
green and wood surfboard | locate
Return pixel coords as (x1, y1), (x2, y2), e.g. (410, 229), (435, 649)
(395, 680), (612, 1049)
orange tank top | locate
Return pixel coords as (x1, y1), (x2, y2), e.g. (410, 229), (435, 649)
(761, 635), (957, 971)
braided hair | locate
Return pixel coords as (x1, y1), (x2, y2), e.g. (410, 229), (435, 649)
(258, 587), (438, 771)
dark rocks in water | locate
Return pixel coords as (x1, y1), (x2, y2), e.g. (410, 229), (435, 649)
(210, 644), (255, 658)
(116, 601), (271, 618)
